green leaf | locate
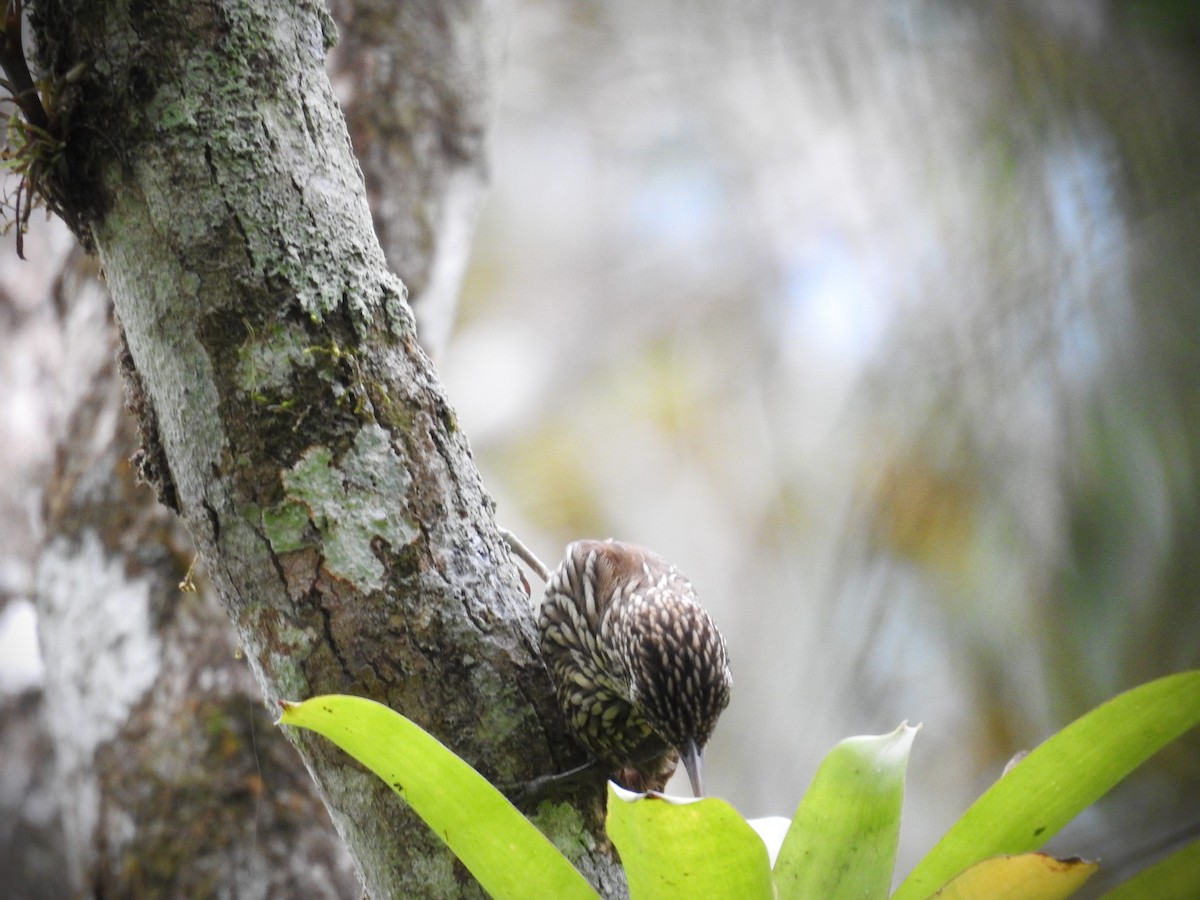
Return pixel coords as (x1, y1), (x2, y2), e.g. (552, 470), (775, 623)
(894, 670), (1200, 900)
(929, 853), (1098, 899)
(279, 695), (597, 900)
(774, 722), (918, 900)
(606, 784), (774, 899)
(1098, 838), (1200, 900)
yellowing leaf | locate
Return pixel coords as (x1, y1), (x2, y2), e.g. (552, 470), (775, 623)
(930, 853), (1098, 899)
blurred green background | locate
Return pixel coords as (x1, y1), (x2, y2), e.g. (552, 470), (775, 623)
(440, 0), (1200, 888)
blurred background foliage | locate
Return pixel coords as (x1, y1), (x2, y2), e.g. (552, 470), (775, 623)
(440, 0), (1200, 888)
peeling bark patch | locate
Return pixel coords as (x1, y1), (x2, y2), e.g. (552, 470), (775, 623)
(278, 423), (417, 590)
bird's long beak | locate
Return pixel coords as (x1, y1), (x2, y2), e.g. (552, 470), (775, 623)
(681, 737), (704, 797)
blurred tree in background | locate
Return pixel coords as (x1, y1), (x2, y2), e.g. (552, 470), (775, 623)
(1, 0), (1197, 895)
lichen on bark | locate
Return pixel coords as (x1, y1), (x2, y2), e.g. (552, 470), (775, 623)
(24, 1), (618, 895)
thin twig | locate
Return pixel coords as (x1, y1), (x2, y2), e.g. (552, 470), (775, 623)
(499, 528), (551, 582)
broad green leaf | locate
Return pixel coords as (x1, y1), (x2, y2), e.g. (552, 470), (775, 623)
(279, 695), (597, 900)
(1099, 837), (1200, 900)
(606, 784), (773, 899)
(895, 670), (1200, 900)
(774, 722), (918, 899)
(930, 853), (1098, 899)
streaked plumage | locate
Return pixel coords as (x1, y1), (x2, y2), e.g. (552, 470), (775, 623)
(538, 539), (731, 795)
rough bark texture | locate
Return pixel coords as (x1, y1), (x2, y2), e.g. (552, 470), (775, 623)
(33, 251), (359, 896)
(7, 0), (502, 893)
(26, 0), (620, 896)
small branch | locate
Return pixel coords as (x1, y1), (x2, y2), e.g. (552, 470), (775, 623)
(499, 528), (551, 582)
(0, 0), (49, 132)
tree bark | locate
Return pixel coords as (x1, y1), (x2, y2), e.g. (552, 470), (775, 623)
(27, 0), (618, 896)
(33, 250), (359, 897)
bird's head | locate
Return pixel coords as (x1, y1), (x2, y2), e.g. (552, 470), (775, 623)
(616, 585), (732, 796)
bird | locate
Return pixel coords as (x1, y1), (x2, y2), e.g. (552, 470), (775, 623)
(507, 533), (731, 797)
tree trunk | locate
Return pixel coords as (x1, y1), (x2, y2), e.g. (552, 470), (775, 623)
(33, 249), (360, 897)
(26, 0), (619, 896)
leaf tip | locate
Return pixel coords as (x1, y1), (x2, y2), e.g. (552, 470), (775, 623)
(276, 698), (299, 726)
